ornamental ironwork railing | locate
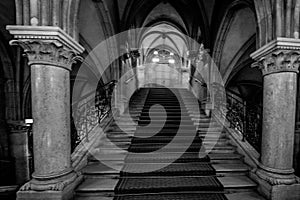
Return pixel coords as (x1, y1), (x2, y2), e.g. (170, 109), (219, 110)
(212, 83), (262, 153)
(71, 80), (116, 152)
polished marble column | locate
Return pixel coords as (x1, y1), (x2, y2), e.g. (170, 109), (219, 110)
(259, 71), (297, 182)
(7, 26), (84, 200)
(251, 38), (300, 200)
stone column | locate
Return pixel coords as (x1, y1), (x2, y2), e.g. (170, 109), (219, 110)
(251, 38), (300, 200)
(7, 26), (84, 200)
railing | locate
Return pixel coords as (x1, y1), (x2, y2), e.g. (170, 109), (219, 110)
(212, 83), (262, 153)
(71, 80), (116, 152)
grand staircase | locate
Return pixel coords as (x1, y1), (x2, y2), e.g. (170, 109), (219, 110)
(75, 88), (265, 200)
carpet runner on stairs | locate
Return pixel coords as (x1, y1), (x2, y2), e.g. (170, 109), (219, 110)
(113, 88), (228, 200)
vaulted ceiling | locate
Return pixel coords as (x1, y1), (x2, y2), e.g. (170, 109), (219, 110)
(78, 0), (260, 91)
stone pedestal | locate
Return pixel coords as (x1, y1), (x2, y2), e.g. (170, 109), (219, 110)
(7, 26), (84, 200)
(251, 37), (300, 200)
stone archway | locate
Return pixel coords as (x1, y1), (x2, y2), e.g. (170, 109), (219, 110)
(212, 0), (257, 67)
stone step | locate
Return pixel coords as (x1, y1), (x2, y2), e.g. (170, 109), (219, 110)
(75, 177), (117, 193)
(138, 120), (194, 125)
(199, 131), (227, 136)
(95, 142), (130, 149)
(106, 132), (134, 137)
(97, 147), (235, 155)
(107, 126), (136, 131)
(192, 118), (213, 122)
(135, 125), (197, 130)
(210, 148), (236, 154)
(134, 130), (197, 134)
(130, 100), (199, 104)
(219, 176), (257, 190)
(137, 106), (184, 109)
(139, 113), (191, 116)
(89, 152), (244, 164)
(225, 191), (266, 200)
(135, 108), (201, 112)
(197, 127), (224, 131)
(203, 140), (229, 146)
(97, 146), (236, 155)
(138, 116), (194, 120)
(209, 153), (244, 164)
(212, 163), (250, 174)
(75, 175), (257, 194)
(82, 162), (249, 177)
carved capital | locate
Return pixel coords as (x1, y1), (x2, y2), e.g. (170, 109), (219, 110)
(251, 37), (300, 76)
(252, 50), (300, 76)
(11, 40), (82, 71)
(6, 25), (84, 71)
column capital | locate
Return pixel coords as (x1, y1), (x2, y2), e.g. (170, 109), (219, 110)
(6, 26), (85, 70)
(251, 37), (300, 76)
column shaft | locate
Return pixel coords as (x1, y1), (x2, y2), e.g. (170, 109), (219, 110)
(31, 64), (71, 178)
(261, 72), (296, 170)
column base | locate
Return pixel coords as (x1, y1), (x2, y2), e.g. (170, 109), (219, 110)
(250, 168), (300, 200)
(17, 171), (83, 200)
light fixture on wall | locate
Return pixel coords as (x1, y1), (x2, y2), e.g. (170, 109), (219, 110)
(152, 57), (160, 63)
(25, 119), (33, 125)
(25, 119), (33, 124)
(168, 59), (175, 64)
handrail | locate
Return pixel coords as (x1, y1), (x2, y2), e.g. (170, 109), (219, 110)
(72, 80), (117, 106)
(71, 80), (116, 152)
(227, 88), (262, 109)
(191, 76), (207, 86)
(125, 75), (135, 84)
(211, 83), (262, 153)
